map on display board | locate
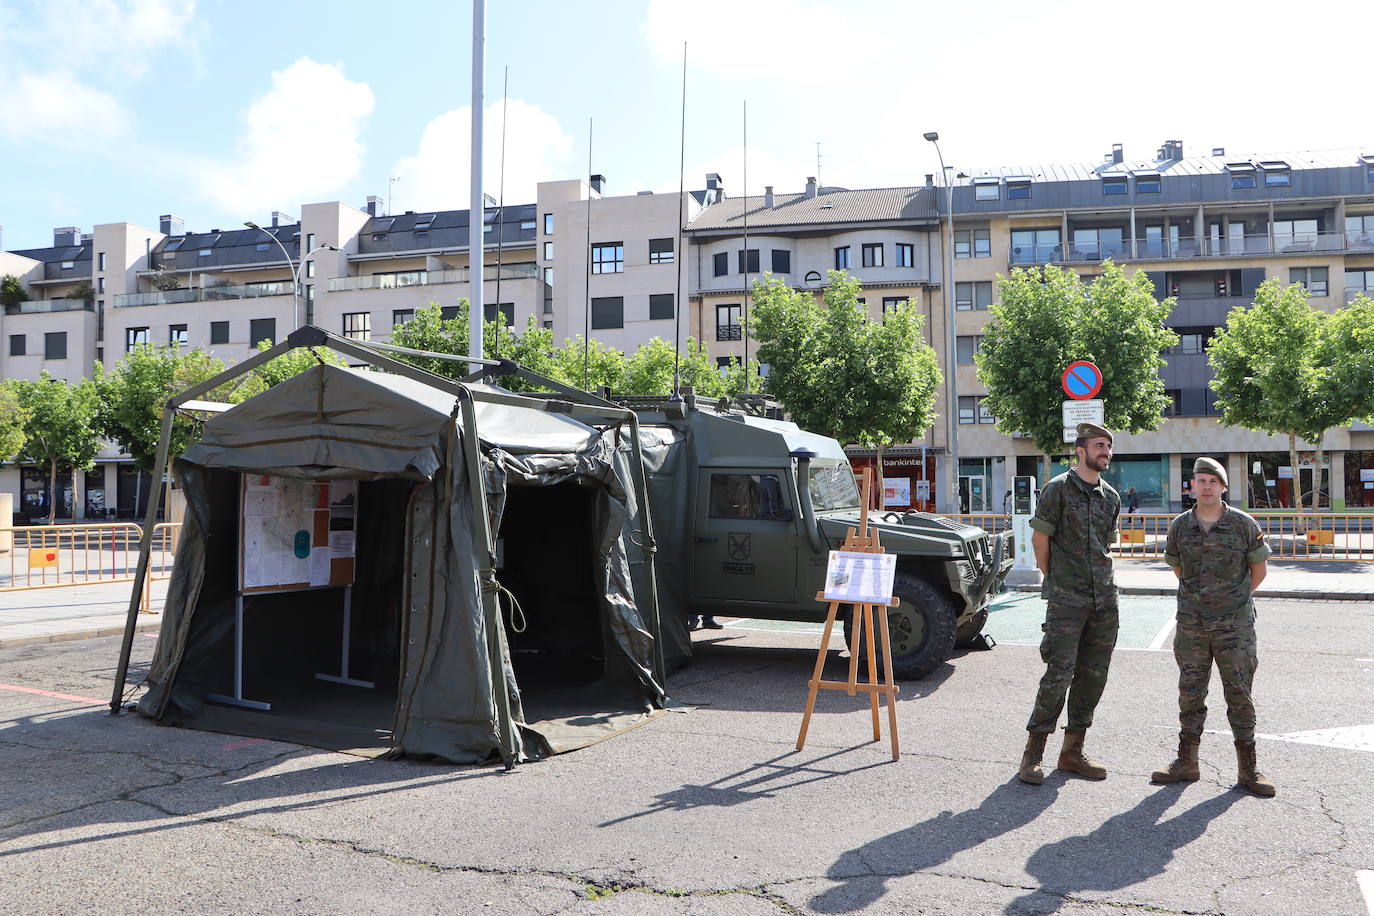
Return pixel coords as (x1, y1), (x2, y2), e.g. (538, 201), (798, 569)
(240, 474), (357, 593)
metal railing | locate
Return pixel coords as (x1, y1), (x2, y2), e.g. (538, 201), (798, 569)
(942, 512), (1374, 560)
(327, 262), (541, 292)
(5, 297), (93, 315)
(1, 523), (182, 608)
(1009, 231), (1374, 265)
(114, 283), (292, 308)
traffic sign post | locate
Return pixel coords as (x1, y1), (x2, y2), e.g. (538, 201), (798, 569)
(1062, 361), (1103, 400)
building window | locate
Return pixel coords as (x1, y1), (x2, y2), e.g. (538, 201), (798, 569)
(305, 260), (315, 279)
(956, 280), (993, 310)
(255, 243), (270, 252)
(544, 213), (554, 234)
(861, 243), (884, 268)
(713, 252), (729, 277)
(542, 320), (553, 329)
(1274, 218), (1319, 250)
(715, 356), (734, 376)
(1102, 178), (1127, 196)
(1011, 228), (1061, 264)
(440, 305), (460, 320)
(342, 312), (371, 340)
(1260, 162), (1291, 187)
(649, 293), (675, 320)
(124, 327), (148, 352)
(169, 324), (188, 347)
(249, 318), (276, 347)
(958, 395), (977, 425)
(1135, 173), (1161, 193)
(519, 220), (536, 231)
(98, 252), (106, 271)
(956, 335), (983, 365)
(771, 249), (791, 273)
(895, 242), (915, 267)
(716, 304), (742, 341)
(955, 228), (990, 259)
(1164, 389), (1182, 416)
(1072, 227), (1126, 261)
(96, 277), (105, 293)
(543, 266), (554, 286)
(973, 178), (999, 201)
(737, 248), (760, 274)
(882, 296), (909, 316)
(976, 397), (996, 424)
(834, 246), (850, 270)
(1229, 165), (1257, 189)
(484, 303), (514, 327)
(1006, 179), (1032, 200)
(376, 270), (426, 288)
(1178, 333), (1205, 354)
(1347, 215), (1374, 248)
(392, 309), (415, 328)
(210, 321), (230, 345)
(1290, 267), (1329, 297)
(649, 238), (674, 264)
(544, 241), (554, 260)
(591, 296), (624, 329)
(306, 233), (315, 250)
(45, 332), (68, 360)
(198, 248), (212, 257)
(591, 242), (624, 273)
(9, 334), (24, 356)
(1346, 269), (1374, 299)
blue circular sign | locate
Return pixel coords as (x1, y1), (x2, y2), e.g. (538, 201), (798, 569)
(1061, 361), (1103, 400)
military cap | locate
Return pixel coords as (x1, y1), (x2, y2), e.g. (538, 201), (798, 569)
(1075, 422), (1113, 444)
(1192, 456), (1228, 488)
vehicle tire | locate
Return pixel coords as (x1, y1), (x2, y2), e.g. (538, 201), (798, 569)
(843, 572), (958, 680)
(955, 608), (989, 648)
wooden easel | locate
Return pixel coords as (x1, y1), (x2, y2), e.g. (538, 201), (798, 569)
(796, 468), (901, 760)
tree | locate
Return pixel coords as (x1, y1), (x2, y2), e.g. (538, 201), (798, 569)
(149, 270), (182, 292)
(1209, 281), (1374, 511)
(618, 336), (756, 398)
(0, 381), (29, 461)
(485, 318), (561, 392)
(976, 262), (1178, 468)
(13, 374), (102, 524)
(231, 338), (348, 401)
(1, 274), (30, 307)
(550, 334), (628, 392)
(94, 344), (232, 471)
(68, 281), (95, 305)
(749, 271), (943, 484)
(387, 302), (513, 381)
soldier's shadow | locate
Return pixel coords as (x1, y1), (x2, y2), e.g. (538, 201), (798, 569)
(1006, 786), (1243, 914)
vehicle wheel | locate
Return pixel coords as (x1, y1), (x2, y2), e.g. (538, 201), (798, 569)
(843, 572), (958, 680)
(955, 608), (989, 648)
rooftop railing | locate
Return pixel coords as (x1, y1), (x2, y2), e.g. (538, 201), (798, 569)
(1010, 231), (1374, 265)
(113, 283), (291, 308)
(5, 297), (93, 315)
(327, 262), (540, 292)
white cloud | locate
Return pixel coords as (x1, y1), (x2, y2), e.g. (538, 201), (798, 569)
(196, 58), (375, 212)
(642, 0), (900, 87)
(2, 71), (128, 141)
(389, 99), (574, 213)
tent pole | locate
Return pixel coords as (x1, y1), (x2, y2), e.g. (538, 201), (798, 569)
(109, 403), (177, 714)
(456, 393), (519, 770)
(625, 414), (666, 696)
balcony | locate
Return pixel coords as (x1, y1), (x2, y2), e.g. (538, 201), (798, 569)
(113, 282), (292, 308)
(716, 324), (742, 341)
(327, 263), (540, 293)
(1011, 231), (1371, 265)
(1347, 288), (1374, 303)
(4, 297), (93, 316)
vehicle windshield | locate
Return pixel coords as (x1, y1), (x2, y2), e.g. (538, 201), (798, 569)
(809, 462), (861, 511)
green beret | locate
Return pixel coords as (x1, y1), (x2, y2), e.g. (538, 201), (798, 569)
(1193, 456), (1228, 488)
(1075, 422), (1113, 444)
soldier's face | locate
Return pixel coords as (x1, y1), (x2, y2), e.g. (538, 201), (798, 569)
(1193, 472), (1225, 504)
(1078, 437), (1112, 471)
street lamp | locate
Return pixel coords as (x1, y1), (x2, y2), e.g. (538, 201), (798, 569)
(925, 132), (962, 514)
(244, 221), (338, 329)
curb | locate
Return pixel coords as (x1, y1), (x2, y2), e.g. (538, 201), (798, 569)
(0, 620), (160, 650)
(1012, 585), (1374, 601)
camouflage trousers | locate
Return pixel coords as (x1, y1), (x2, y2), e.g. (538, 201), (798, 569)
(1026, 602), (1119, 733)
(1174, 615), (1258, 743)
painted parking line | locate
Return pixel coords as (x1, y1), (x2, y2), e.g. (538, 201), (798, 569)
(1148, 617), (1177, 651)
(0, 682), (105, 706)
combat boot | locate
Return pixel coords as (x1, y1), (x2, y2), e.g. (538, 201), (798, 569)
(1150, 734), (1201, 784)
(1235, 740), (1276, 797)
(1017, 731), (1048, 785)
(1057, 728), (1108, 779)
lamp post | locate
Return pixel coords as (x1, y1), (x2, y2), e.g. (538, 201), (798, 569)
(924, 132), (962, 514)
(244, 221), (337, 329)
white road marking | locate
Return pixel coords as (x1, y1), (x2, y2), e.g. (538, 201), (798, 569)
(1148, 617), (1177, 651)
(1257, 723), (1374, 754)
(1356, 869), (1374, 916)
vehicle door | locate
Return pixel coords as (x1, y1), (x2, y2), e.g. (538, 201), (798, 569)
(694, 468), (798, 603)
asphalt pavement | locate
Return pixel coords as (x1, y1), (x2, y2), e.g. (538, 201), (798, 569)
(1, 582), (1372, 914)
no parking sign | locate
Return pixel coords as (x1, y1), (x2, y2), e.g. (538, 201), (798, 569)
(1062, 361), (1103, 400)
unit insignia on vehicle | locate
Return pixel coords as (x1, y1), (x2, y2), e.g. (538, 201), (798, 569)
(727, 533), (751, 560)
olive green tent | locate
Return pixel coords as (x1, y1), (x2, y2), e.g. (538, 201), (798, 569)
(113, 329), (665, 766)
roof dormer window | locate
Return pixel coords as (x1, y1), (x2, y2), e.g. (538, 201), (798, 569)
(1259, 161), (1290, 187)
(1227, 163), (1257, 189)
(973, 177), (1000, 201)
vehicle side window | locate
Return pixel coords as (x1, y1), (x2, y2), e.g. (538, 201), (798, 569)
(709, 474), (789, 520)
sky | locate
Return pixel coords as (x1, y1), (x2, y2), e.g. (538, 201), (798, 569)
(1, 0), (1370, 251)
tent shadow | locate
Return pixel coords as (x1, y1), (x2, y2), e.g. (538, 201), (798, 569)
(596, 745), (892, 828)
(0, 706), (503, 861)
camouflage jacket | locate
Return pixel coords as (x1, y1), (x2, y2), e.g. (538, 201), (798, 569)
(1029, 470), (1120, 609)
(1165, 502), (1271, 625)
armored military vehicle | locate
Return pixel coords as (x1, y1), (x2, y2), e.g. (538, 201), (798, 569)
(623, 390), (1013, 680)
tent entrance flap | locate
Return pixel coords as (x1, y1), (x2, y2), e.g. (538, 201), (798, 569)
(499, 481), (655, 752)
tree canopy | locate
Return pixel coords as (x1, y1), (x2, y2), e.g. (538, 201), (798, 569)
(976, 262), (1177, 458)
(748, 271), (942, 450)
(232, 338), (348, 401)
(0, 380), (30, 462)
(13, 373), (102, 524)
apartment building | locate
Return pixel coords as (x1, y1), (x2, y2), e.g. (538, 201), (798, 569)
(686, 145), (1374, 513)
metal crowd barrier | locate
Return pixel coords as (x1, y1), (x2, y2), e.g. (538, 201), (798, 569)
(943, 513), (1374, 561)
(0, 522), (183, 609)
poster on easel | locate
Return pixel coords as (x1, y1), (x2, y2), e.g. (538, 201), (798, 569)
(240, 474), (356, 592)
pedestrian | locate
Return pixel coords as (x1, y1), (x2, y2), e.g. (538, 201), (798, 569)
(1126, 487), (1139, 514)
(1017, 423), (1121, 785)
(1152, 457), (1275, 796)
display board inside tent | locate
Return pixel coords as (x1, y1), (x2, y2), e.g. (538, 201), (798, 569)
(240, 474), (357, 592)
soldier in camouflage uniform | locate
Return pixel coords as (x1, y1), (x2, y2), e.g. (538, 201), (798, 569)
(1017, 423), (1121, 785)
(1153, 457), (1275, 796)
